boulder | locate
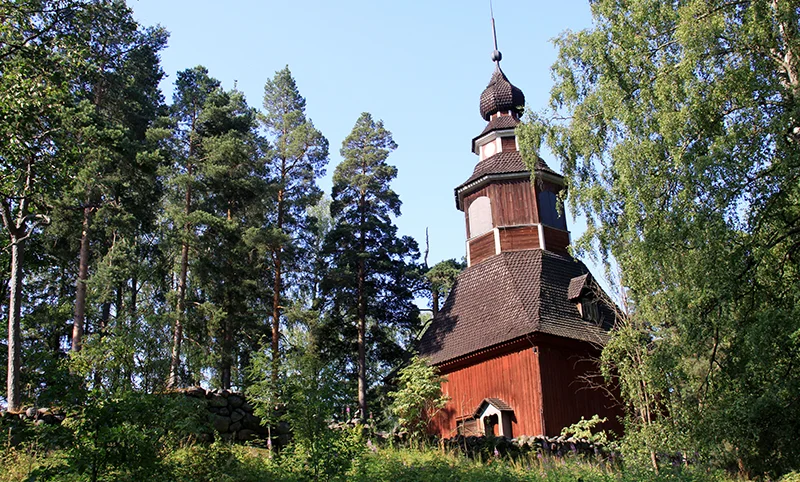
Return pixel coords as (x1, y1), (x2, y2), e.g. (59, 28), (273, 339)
(25, 407), (36, 419)
(208, 395), (228, 408)
(240, 402), (253, 412)
(212, 415), (230, 433)
(185, 386), (206, 398)
(229, 421), (242, 432)
(228, 395), (243, 408)
(276, 421), (291, 435)
(218, 408), (230, 416)
(230, 409), (244, 423)
(243, 413), (261, 430)
(237, 429), (256, 441)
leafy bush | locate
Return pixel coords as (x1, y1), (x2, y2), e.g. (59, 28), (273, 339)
(1, 440), (65, 482)
(165, 442), (288, 482)
(560, 415), (612, 448)
(35, 392), (209, 481)
(388, 355), (448, 442)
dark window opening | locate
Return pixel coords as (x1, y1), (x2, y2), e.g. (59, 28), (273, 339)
(580, 298), (600, 323)
(483, 414), (499, 436)
(538, 190), (567, 230)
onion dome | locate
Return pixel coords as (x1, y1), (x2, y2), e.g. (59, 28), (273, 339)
(479, 56), (525, 121)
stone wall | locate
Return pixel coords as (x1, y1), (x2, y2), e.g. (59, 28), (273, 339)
(442, 434), (613, 460)
(0, 406), (66, 425)
(0, 387), (289, 446)
(179, 387), (289, 445)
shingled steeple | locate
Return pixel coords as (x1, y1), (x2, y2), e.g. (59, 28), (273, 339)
(417, 16), (622, 440)
(479, 60), (525, 121)
(457, 43), (571, 267)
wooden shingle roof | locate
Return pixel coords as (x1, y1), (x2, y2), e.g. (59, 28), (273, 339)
(454, 152), (564, 212)
(479, 115), (519, 137)
(480, 66), (525, 121)
(418, 250), (614, 365)
(567, 273), (592, 301)
(474, 398), (514, 417)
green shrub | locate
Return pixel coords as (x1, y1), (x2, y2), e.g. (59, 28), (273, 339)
(560, 415), (612, 447)
(1, 441), (66, 482)
(35, 392), (209, 481)
(276, 424), (364, 481)
(165, 442), (289, 482)
(388, 355), (448, 443)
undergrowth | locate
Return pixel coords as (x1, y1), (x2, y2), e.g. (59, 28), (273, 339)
(2, 441), (742, 482)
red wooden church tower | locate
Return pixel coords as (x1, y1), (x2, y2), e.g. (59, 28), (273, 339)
(418, 42), (621, 439)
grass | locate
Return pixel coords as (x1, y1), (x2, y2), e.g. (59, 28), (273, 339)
(348, 447), (735, 482)
(1, 440), (744, 482)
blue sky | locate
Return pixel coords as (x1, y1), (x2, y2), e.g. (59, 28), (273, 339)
(129, 0), (596, 269)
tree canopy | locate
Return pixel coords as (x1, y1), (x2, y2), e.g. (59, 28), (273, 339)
(518, 0), (800, 476)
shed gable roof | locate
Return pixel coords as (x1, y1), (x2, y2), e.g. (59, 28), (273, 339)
(474, 398), (514, 418)
(567, 273), (592, 301)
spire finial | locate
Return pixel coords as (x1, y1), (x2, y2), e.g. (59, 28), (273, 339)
(490, 0), (502, 64)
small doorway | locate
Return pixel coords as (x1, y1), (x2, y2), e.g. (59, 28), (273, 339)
(474, 398), (514, 438)
(483, 413), (499, 436)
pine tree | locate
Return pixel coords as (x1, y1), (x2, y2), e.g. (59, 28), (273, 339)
(165, 66), (221, 388)
(260, 67), (328, 384)
(59, 1), (167, 353)
(0, 0), (166, 408)
(322, 113), (419, 422)
(191, 87), (267, 389)
(423, 258), (465, 318)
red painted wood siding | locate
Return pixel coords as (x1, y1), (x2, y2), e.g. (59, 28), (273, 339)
(468, 231), (496, 265)
(463, 180), (539, 238)
(431, 345), (543, 438)
(538, 337), (623, 436)
(499, 225), (539, 252)
(542, 226), (570, 255)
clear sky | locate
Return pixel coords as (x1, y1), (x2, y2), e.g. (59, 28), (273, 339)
(129, 0), (596, 269)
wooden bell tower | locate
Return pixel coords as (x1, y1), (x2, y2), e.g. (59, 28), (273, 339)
(418, 16), (623, 440)
(456, 46), (571, 267)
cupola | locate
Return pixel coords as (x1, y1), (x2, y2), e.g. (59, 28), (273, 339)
(455, 45), (571, 267)
(479, 54), (525, 121)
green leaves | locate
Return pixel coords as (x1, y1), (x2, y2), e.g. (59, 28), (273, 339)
(389, 356), (448, 442)
(520, 0), (800, 475)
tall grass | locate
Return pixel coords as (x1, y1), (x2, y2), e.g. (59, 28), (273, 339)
(1, 441), (745, 482)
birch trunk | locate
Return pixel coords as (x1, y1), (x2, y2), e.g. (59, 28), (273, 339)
(6, 239), (24, 412)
